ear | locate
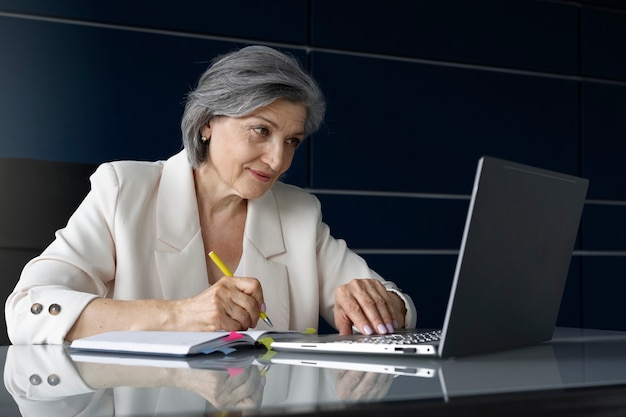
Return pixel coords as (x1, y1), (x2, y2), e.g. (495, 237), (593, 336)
(201, 123), (212, 139)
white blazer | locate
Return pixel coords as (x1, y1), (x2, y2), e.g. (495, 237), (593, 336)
(6, 150), (416, 344)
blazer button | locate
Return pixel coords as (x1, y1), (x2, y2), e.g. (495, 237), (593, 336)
(29, 374), (42, 386)
(30, 303), (43, 315)
(47, 374), (61, 386)
(48, 304), (61, 315)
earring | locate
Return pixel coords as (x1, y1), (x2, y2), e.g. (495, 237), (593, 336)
(200, 136), (209, 144)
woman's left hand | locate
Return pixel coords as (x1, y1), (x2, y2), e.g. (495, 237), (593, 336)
(334, 279), (406, 335)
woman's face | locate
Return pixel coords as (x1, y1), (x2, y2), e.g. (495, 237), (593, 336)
(201, 99), (306, 200)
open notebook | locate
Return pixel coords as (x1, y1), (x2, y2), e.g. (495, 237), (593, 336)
(272, 156), (589, 358)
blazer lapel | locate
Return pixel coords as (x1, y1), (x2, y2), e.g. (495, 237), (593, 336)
(154, 151), (208, 299)
(242, 189), (291, 329)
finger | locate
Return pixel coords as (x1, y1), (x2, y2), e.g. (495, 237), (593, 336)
(350, 280), (397, 334)
(334, 369), (362, 401)
(337, 370), (392, 402)
(229, 277), (265, 327)
(223, 368), (262, 407)
(336, 279), (394, 334)
(222, 287), (261, 329)
(231, 276), (266, 313)
(335, 284), (374, 335)
(334, 304), (356, 335)
(210, 281), (259, 329)
(191, 289), (247, 331)
(353, 372), (392, 400)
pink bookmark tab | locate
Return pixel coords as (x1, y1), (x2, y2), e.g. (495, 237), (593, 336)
(227, 367), (244, 378)
(223, 331), (245, 341)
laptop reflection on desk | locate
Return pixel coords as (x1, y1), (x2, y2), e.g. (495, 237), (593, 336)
(270, 344), (562, 401)
(270, 349), (440, 378)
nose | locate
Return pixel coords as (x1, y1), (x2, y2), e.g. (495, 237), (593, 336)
(262, 140), (284, 172)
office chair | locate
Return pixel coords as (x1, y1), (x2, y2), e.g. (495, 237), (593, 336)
(0, 158), (96, 345)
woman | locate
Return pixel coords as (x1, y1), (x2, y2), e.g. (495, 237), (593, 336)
(5, 45), (416, 345)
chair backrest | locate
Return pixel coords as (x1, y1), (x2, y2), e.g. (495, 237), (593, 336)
(0, 158), (97, 345)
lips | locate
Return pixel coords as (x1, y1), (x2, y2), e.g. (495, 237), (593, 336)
(248, 168), (273, 183)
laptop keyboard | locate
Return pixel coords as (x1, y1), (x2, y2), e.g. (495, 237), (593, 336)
(340, 330), (442, 345)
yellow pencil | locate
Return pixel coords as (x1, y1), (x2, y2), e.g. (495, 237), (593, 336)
(208, 251), (274, 328)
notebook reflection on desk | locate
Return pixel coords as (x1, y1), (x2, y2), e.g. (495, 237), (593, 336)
(68, 346), (269, 373)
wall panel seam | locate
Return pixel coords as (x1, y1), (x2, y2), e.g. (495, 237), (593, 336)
(310, 189), (626, 207)
(353, 249), (626, 256)
(2, 11), (625, 86)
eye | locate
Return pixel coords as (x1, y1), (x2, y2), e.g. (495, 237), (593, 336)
(253, 126), (270, 137)
(285, 137), (302, 148)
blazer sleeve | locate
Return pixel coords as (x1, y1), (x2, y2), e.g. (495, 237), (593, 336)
(5, 164), (120, 345)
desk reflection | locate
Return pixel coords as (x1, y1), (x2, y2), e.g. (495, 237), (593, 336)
(3, 345), (395, 416)
(7, 329), (626, 417)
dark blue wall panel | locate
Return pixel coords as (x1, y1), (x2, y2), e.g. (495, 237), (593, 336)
(582, 204), (626, 250)
(582, 257), (626, 331)
(0, 1), (308, 44)
(315, 194), (468, 250)
(582, 7), (626, 82)
(0, 16), (309, 171)
(581, 82), (626, 200)
(580, 0), (626, 8)
(310, 52), (579, 193)
(0, 16), (212, 163)
(311, 0), (577, 74)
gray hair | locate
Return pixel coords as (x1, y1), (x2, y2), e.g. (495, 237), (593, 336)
(181, 45), (326, 168)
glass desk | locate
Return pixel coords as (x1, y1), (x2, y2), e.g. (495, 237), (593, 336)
(3, 328), (626, 417)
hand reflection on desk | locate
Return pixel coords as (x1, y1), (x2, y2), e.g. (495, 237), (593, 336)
(335, 369), (394, 402)
(3, 345), (393, 416)
(172, 364), (265, 409)
(74, 358), (267, 411)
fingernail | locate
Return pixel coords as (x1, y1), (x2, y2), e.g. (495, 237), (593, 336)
(377, 324), (388, 334)
(261, 303), (266, 312)
(386, 323), (394, 333)
(363, 325), (373, 335)
(393, 320), (399, 328)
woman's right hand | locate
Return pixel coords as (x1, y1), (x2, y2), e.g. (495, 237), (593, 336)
(174, 276), (265, 331)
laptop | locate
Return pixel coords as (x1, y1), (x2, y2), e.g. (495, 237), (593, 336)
(271, 156), (589, 358)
